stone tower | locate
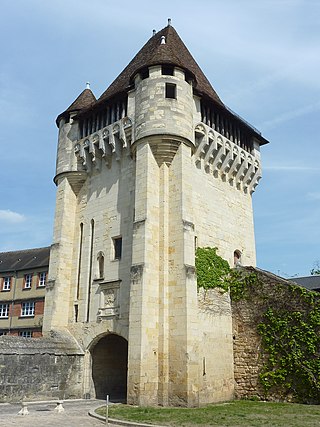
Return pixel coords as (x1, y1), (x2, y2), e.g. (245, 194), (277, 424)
(43, 23), (268, 406)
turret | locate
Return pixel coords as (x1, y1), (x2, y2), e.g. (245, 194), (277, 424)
(54, 84), (96, 191)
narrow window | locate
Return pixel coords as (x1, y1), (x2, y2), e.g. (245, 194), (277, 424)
(194, 236), (198, 251)
(113, 237), (122, 260)
(87, 219), (95, 322)
(162, 65), (174, 76)
(24, 274), (33, 289)
(0, 303), (9, 318)
(97, 252), (105, 278)
(38, 272), (47, 287)
(140, 67), (149, 80)
(2, 277), (11, 291)
(79, 120), (84, 139)
(165, 83), (176, 99)
(76, 222), (83, 301)
(74, 304), (79, 323)
(21, 301), (35, 317)
(234, 250), (242, 267)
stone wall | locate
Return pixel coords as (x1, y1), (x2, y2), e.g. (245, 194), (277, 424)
(197, 287), (234, 403)
(232, 267), (312, 400)
(0, 332), (84, 402)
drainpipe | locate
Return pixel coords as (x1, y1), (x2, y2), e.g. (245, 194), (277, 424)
(9, 270), (17, 334)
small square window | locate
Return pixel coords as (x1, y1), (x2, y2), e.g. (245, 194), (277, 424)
(24, 274), (32, 289)
(2, 277), (11, 291)
(162, 65), (174, 76)
(165, 83), (176, 99)
(38, 272), (47, 287)
(21, 302), (35, 317)
(140, 68), (149, 80)
(113, 237), (122, 260)
(0, 331), (8, 336)
(0, 303), (9, 318)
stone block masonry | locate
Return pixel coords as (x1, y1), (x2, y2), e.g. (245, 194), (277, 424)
(0, 333), (84, 402)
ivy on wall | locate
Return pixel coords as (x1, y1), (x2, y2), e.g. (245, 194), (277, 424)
(195, 246), (257, 299)
(257, 287), (320, 403)
(195, 246), (320, 404)
(195, 247), (230, 291)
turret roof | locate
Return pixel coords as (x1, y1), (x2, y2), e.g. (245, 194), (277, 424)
(99, 25), (223, 105)
(66, 87), (96, 112)
(55, 25), (268, 145)
(57, 87), (96, 125)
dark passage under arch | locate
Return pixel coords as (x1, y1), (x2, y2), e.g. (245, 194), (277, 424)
(91, 334), (128, 401)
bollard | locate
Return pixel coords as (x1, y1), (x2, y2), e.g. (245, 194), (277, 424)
(18, 402), (29, 416)
(105, 394), (109, 425)
(54, 400), (65, 413)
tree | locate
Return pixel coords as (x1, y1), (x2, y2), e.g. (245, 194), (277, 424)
(311, 261), (320, 276)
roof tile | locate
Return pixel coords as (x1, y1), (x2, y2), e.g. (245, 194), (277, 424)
(99, 25), (223, 105)
(0, 247), (50, 273)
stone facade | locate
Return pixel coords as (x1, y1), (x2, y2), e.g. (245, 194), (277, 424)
(30, 24), (269, 406)
(0, 332), (83, 402)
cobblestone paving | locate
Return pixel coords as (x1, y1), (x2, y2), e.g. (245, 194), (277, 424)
(0, 400), (115, 427)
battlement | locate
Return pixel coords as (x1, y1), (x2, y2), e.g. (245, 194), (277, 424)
(194, 122), (261, 194)
(74, 117), (132, 172)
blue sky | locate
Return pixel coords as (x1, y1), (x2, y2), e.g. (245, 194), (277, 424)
(0, 0), (319, 277)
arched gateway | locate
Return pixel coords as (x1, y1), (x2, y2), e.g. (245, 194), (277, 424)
(90, 334), (128, 401)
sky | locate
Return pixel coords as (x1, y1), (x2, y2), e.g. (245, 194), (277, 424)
(0, 0), (319, 278)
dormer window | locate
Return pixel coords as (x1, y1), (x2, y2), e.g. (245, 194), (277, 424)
(162, 65), (174, 76)
(140, 68), (149, 80)
(165, 83), (176, 99)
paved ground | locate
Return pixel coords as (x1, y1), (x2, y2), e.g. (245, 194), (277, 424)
(0, 399), (116, 427)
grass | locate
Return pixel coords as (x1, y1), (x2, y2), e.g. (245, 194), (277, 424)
(96, 400), (320, 426)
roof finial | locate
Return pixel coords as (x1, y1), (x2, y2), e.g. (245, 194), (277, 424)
(161, 35), (166, 45)
(153, 29), (156, 36)
(168, 18), (172, 26)
(86, 82), (90, 90)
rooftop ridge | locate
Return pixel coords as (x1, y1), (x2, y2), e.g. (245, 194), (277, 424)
(98, 25), (223, 105)
(0, 246), (50, 256)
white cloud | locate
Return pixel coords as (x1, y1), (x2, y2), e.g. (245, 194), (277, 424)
(264, 165), (320, 172)
(260, 101), (320, 131)
(0, 210), (26, 223)
(307, 192), (320, 201)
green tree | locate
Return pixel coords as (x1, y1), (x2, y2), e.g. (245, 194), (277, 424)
(311, 261), (320, 275)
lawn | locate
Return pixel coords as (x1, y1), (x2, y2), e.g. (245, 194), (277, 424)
(96, 400), (320, 426)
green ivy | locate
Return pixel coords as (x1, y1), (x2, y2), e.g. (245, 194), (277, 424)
(195, 247), (230, 291)
(195, 246), (257, 297)
(258, 301), (320, 403)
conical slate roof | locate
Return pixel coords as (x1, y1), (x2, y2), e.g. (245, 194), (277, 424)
(66, 87), (96, 112)
(55, 25), (268, 145)
(99, 25), (223, 105)
(57, 87), (96, 124)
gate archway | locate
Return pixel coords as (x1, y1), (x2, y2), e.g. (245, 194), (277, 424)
(91, 333), (128, 401)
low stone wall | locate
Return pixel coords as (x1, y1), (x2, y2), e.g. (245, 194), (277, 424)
(0, 331), (84, 402)
(232, 267), (313, 400)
